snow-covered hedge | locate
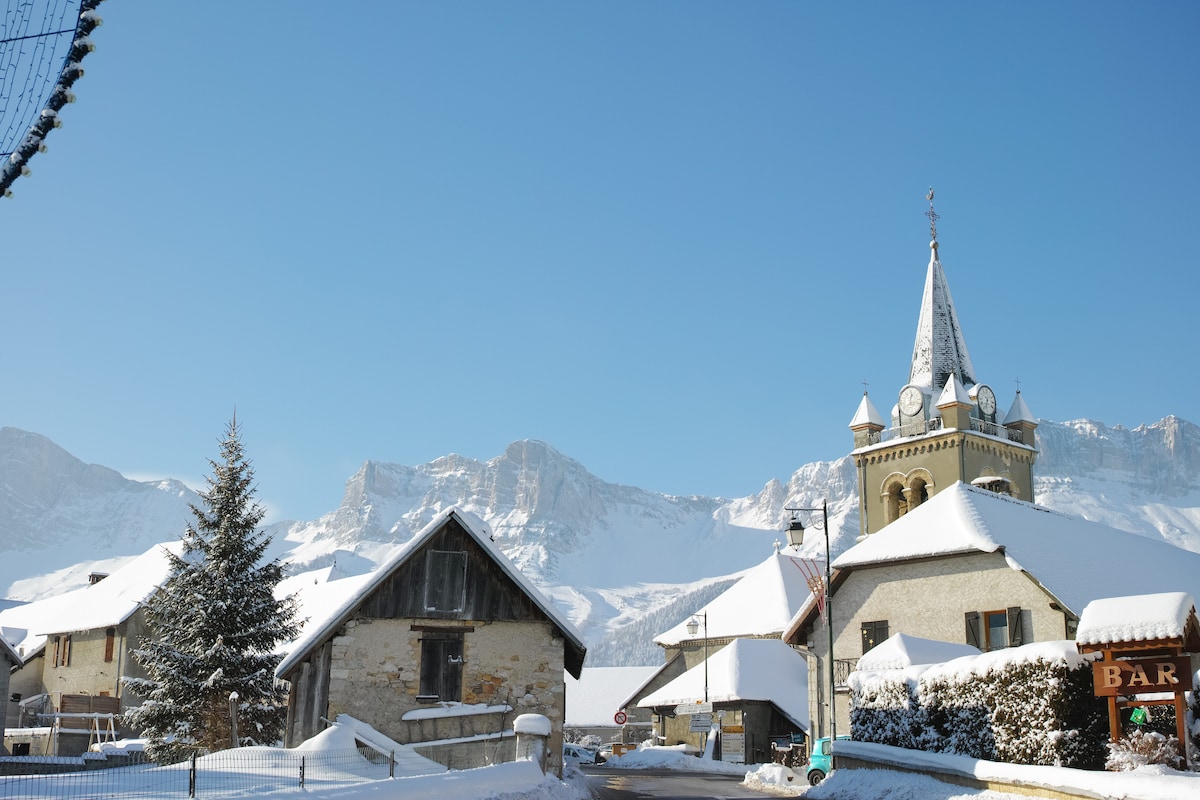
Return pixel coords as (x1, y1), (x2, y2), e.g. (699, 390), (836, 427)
(848, 641), (1108, 769)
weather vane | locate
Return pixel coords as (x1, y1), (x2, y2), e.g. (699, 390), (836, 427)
(925, 187), (940, 242)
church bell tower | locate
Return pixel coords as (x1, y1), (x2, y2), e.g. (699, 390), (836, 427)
(849, 191), (1037, 537)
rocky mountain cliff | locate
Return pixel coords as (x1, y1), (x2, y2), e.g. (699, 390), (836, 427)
(1, 418), (1197, 663)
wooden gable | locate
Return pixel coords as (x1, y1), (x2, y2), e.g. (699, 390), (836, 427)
(357, 516), (546, 624)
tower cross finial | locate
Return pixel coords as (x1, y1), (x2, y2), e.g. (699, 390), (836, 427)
(925, 187), (940, 243)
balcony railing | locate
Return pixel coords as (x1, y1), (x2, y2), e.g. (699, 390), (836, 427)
(865, 416), (943, 446)
(970, 417), (1024, 442)
(834, 658), (857, 689)
(867, 415), (1023, 446)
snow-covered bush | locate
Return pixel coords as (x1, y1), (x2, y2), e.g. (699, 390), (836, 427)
(849, 674), (921, 750)
(1105, 729), (1184, 771)
(849, 641), (1107, 769)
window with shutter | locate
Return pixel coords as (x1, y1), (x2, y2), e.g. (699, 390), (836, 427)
(104, 628), (115, 663)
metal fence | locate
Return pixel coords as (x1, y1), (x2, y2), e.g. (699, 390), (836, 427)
(0, 745), (429, 799)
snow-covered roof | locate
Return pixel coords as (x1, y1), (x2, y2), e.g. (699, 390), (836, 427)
(856, 633), (980, 671)
(909, 242), (976, 392)
(1003, 390), (1035, 425)
(636, 638), (808, 732)
(935, 372), (971, 408)
(827, 482), (1200, 618)
(0, 631), (20, 666)
(0, 541), (181, 659)
(565, 666), (660, 726)
(653, 549), (814, 646)
(1075, 592), (1199, 647)
(276, 507), (587, 679)
(849, 392), (886, 429)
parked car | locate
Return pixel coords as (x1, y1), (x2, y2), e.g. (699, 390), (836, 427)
(805, 735), (850, 785)
(595, 745), (612, 764)
(563, 743), (598, 764)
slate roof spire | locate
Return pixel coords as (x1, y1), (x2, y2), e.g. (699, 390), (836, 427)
(908, 189), (977, 392)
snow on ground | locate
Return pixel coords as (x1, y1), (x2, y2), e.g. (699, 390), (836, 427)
(601, 744), (748, 775)
(7, 731), (1199, 799)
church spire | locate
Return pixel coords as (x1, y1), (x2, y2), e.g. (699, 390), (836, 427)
(908, 189), (976, 392)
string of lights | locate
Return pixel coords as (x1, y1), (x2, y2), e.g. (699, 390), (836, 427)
(0, 0), (106, 198)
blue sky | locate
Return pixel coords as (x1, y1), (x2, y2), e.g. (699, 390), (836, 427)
(2, 2), (1196, 522)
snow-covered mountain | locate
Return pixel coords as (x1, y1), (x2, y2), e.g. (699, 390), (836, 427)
(1, 417), (1197, 665)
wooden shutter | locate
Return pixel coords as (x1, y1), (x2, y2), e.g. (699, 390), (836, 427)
(964, 612), (981, 649)
(1007, 607), (1024, 647)
(419, 634), (464, 701)
(104, 628), (115, 662)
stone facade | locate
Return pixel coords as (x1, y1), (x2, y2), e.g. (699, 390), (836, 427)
(854, 430), (1037, 537)
(324, 617), (566, 773)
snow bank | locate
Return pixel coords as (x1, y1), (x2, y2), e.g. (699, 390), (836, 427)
(603, 744), (747, 774)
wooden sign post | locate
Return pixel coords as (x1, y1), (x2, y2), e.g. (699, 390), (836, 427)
(1076, 593), (1200, 771)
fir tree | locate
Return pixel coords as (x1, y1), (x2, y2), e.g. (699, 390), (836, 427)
(125, 417), (300, 761)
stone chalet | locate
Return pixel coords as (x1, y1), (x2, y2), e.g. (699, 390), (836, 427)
(276, 507), (586, 776)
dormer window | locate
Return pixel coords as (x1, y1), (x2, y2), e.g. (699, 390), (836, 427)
(971, 476), (1012, 496)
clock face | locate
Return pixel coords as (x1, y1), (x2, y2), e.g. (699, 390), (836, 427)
(899, 386), (924, 417)
(977, 385), (997, 415)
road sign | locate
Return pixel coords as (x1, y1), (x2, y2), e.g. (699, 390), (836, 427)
(689, 713), (713, 732)
(613, 711), (628, 725)
(673, 701), (713, 716)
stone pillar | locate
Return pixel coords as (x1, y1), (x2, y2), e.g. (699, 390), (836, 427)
(513, 713), (551, 773)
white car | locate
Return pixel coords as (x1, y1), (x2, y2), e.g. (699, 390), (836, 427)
(562, 743), (598, 763)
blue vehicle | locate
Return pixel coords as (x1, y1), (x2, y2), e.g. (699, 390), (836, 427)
(805, 735), (849, 785)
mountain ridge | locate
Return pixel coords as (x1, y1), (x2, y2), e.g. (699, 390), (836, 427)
(1, 417), (1197, 664)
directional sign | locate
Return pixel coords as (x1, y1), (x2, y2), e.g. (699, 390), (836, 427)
(689, 713), (713, 732)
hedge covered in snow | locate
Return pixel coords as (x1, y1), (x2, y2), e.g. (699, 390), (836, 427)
(848, 641), (1109, 769)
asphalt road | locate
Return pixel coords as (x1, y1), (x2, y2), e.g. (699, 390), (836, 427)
(581, 766), (780, 800)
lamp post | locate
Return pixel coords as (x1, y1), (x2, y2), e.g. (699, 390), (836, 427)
(785, 500), (835, 766)
(685, 612), (709, 703)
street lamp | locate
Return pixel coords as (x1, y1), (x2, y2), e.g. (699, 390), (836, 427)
(685, 612), (709, 703)
(785, 500), (835, 766)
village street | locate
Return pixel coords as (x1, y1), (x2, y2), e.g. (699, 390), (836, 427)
(581, 766), (778, 800)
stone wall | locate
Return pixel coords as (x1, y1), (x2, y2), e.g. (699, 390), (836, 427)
(325, 617), (567, 775)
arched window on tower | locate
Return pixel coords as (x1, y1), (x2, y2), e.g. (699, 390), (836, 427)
(883, 482), (907, 524)
(907, 477), (930, 509)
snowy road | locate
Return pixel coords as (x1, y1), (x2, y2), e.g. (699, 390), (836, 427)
(582, 766), (776, 799)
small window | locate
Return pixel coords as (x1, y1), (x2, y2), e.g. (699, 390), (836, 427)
(985, 611), (1008, 650)
(424, 550), (468, 612)
(419, 632), (464, 702)
(969, 607), (1026, 651)
(861, 620), (889, 654)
